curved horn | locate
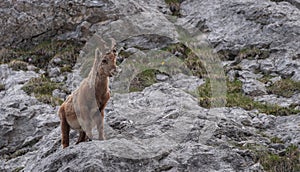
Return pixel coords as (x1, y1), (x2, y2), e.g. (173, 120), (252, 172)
(95, 48), (102, 58)
(110, 38), (116, 50)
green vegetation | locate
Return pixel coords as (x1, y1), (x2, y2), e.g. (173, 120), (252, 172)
(22, 76), (66, 106)
(270, 136), (284, 144)
(267, 79), (300, 98)
(259, 145), (300, 172)
(60, 65), (73, 73)
(6, 149), (30, 160)
(162, 43), (207, 78)
(128, 43), (208, 93)
(237, 141), (300, 172)
(198, 79), (300, 115)
(0, 40), (83, 106)
(0, 83), (5, 92)
(0, 40), (82, 72)
(238, 47), (270, 60)
(165, 0), (181, 3)
(12, 167), (24, 172)
(129, 69), (162, 92)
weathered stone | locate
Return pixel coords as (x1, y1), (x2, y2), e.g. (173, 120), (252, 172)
(0, 0), (119, 48)
(179, 0), (300, 80)
(156, 73), (169, 81)
(254, 93), (300, 107)
(242, 79), (267, 96)
(1, 0), (300, 171)
(0, 65), (58, 163)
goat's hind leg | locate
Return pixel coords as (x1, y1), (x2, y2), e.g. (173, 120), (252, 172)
(60, 115), (70, 148)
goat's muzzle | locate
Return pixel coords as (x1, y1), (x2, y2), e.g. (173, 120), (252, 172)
(109, 66), (121, 77)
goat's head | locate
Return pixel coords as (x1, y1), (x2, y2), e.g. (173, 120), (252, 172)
(95, 42), (118, 77)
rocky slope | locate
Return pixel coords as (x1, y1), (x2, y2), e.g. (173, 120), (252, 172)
(0, 0), (300, 171)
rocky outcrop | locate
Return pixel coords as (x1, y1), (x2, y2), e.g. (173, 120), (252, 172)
(1, 0), (300, 171)
(0, 65), (59, 164)
(2, 73), (299, 171)
(179, 0), (300, 81)
(0, 0), (119, 48)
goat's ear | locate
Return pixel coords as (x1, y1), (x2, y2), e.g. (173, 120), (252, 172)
(95, 48), (102, 62)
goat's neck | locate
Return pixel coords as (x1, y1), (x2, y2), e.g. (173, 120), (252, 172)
(94, 70), (109, 97)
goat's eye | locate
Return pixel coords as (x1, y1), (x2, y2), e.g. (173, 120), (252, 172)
(102, 59), (108, 64)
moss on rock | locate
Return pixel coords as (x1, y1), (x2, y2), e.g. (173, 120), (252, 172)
(129, 69), (162, 92)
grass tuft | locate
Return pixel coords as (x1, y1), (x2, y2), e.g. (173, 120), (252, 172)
(198, 79), (300, 115)
(22, 76), (66, 106)
(267, 79), (300, 98)
(162, 43), (207, 78)
(259, 145), (300, 172)
(129, 69), (162, 92)
(1, 40), (82, 72)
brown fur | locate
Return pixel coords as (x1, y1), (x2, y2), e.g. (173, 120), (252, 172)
(58, 44), (117, 148)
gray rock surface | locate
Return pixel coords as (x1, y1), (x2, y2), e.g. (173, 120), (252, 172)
(1, 0), (300, 171)
(179, 0), (300, 81)
(0, 65), (58, 163)
(254, 93), (300, 107)
(7, 82), (265, 172)
(0, 0), (119, 48)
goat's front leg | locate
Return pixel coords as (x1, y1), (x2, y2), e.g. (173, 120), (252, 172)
(95, 110), (105, 140)
(80, 106), (93, 140)
(76, 130), (87, 144)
